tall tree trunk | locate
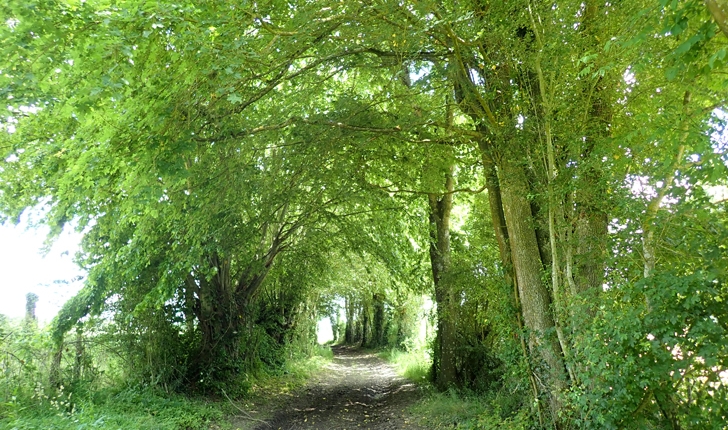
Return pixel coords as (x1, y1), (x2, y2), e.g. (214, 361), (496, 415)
(362, 301), (371, 347)
(498, 155), (567, 417)
(354, 304), (363, 344)
(572, 0), (612, 298)
(184, 275), (196, 335)
(706, 0), (728, 38)
(372, 293), (386, 347)
(49, 339), (63, 389)
(73, 327), (84, 382)
(24, 292), (38, 327)
(395, 304), (411, 348)
(483, 155), (545, 425)
(195, 256), (241, 364)
(345, 296), (355, 344)
(330, 312), (339, 343)
(428, 167), (458, 390)
(188, 251), (272, 388)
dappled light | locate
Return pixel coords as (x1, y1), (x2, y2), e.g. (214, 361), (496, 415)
(1, 0), (727, 429)
(257, 347), (422, 429)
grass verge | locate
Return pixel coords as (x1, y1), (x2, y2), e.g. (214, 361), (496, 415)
(227, 345), (334, 430)
(410, 391), (531, 429)
(381, 348), (532, 429)
(2, 346), (334, 430)
(1, 387), (227, 430)
(379, 348), (430, 385)
(247, 344), (333, 397)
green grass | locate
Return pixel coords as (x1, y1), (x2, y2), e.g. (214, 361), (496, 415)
(410, 391), (532, 430)
(1, 347), (335, 430)
(379, 348), (430, 384)
(312, 344), (334, 360)
(247, 345), (333, 396)
(1, 387), (227, 430)
(380, 348), (533, 429)
(411, 391), (488, 429)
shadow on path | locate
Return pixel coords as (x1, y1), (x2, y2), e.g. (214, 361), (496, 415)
(253, 345), (424, 430)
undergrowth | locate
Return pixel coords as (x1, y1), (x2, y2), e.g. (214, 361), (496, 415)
(379, 348), (430, 384)
(247, 345), (333, 397)
(410, 391), (532, 430)
(1, 387), (227, 430)
(383, 348), (534, 429)
(2, 350), (334, 430)
(1, 313), (333, 430)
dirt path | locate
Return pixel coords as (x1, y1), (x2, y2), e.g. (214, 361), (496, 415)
(247, 346), (424, 430)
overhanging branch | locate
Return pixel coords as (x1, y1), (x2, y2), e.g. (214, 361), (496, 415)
(368, 181), (486, 196)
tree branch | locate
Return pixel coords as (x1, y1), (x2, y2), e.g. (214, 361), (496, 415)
(368, 181), (486, 196)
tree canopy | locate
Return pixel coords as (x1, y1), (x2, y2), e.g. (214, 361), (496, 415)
(1, 0), (727, 428)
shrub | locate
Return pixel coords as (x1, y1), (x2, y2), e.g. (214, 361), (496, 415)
(573, 272), (728, 429)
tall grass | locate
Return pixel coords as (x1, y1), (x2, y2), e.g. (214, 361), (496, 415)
(248, 344), (334, 396)
(381, 347), (534, 429)
(0, 314), (335, 430)
(410, 391), (532, 430)
(380, 348), (430, 384)
(2, 386), (227, 430)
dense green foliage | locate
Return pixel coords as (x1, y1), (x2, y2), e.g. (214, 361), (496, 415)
(0, 316), (226, 429)
(2, 0), (727, 428)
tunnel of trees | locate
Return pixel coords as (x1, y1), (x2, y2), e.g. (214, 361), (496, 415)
(1, 0), (728, 428)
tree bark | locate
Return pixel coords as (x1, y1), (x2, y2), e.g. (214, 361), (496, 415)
(188, 250), (276, 387)
(483, 157), (512, 273)
(330, 313), (339, 343)
(345, 295), (355, 344)
(354, 304), (363, 344)
(73, 327), (84, 382)
(428, 167), (458, 390)
(372, 293), (386, 347)
(362, 301), (371, 347)
(49, 339), (64, 389)
(572, 0), (612, 297)
(25, 292), (38, 326)
(483, 155), (546, 425)
(706, 0), (728, 39)
(498, 155), (567, 416)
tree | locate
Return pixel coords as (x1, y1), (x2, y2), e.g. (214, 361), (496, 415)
(0, 0), (404, 389)
(24, 293), (38, 325)
(2, 1), (727, 427)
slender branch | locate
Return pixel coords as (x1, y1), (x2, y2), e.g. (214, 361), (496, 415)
(701, 99), (728, 114)
(368, 181), (486, 196)
(0, 349), (28, 366)
(298, 119), (404, 134)
(627, 390), (654, 421)
(643, 90), (691, 278)
(360, 47), (445, 61)
(226, 23), (346, 115)
(327, 206), (403, 218)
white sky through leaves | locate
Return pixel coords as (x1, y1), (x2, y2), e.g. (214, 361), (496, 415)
(0, 216), (83, 323)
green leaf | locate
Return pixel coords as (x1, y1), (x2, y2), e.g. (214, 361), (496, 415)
(665, 66), (680, 81)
